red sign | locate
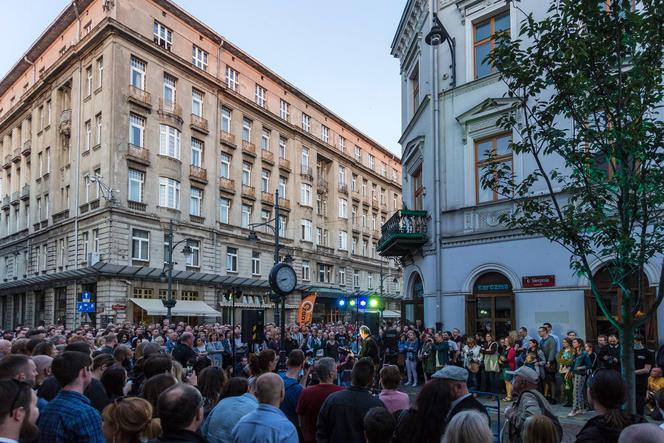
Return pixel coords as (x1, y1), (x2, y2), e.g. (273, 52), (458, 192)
(112, 304), (127, 311)
(522, 275), (555, 288)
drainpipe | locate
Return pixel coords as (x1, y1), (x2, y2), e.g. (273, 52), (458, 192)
(430, 0), (443, 327)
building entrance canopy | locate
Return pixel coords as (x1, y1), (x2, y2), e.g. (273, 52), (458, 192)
(129, 298), (220, 317)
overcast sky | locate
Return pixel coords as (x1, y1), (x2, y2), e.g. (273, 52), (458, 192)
(0, 0), (405, 156)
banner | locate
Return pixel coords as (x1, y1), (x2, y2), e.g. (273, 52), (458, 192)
(297, 293), (317, 327)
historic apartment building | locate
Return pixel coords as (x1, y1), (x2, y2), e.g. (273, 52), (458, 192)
(0, 0), (402, 329)
(387, 0), (663, 347)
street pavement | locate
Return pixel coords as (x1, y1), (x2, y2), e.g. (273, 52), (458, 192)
(399, 384), (592, 442)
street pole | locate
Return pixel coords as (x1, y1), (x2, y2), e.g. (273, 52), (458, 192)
(274, 190), (287, 368)
(379, 259), (384, 325)
(231, 288), (236, 361)
(166, 220), (174, 322)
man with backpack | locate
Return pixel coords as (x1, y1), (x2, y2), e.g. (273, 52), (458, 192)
(501, 366), (563, 443)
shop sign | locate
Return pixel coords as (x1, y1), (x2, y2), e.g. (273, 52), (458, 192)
(476, 283), (511, 292)
(112, 304), (127, 311)
(522, 275), (556, 288)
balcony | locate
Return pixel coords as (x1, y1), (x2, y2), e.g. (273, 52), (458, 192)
(352, 190), (361, 201)
(190, 114), (209, 134)
(377, 209), (428, 257)
(241, 140), (256, 156)
(189, 165), (208, 184)
(12, 148), (21, 163)
(220, 131), (236, 148)
(127, 85), (152, 109)
(338, 183), (348, 195)
(127, 201), (147, 212)
(278, 158), (291, 172)
(300, 166), (313, 181)
(278, 197), (291, 210)
(261, 191), (274, 204)
(317, 178), (328, 192)
(126, 144), (150, 165)
(1, 195), (9, 209)
(22, 140), (31, 157)
(190, 215), (205, 224)
(51, 209), (69, 224)
(241, 185), (256, 199)
(59, 109), (72, 136)
(10, 192), (19, 205)
(2, 155), (11, 169)
(261, 149), (274, 164)
(158, 98), (182, 119)
(316, 245), (335, 256)
(219, 177), (236, 193)
(20, 185), (29, 201)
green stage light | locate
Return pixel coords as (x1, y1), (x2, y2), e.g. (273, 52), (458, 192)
(369, 298), (379, 308)
(349, 299), (356, 307)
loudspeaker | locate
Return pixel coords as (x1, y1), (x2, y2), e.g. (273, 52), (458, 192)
(241, 309), (265, 347)
(364, 312), (380, 336)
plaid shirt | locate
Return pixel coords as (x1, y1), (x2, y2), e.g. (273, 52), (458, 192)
(38, 390), (106, 443)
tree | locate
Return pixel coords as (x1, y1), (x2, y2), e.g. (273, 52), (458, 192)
(483, 0), (664, 412)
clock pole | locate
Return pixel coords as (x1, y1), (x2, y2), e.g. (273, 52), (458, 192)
(274, 190), (287, 369)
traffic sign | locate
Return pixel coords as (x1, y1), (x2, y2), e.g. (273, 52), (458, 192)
(77, 302), (96, 313)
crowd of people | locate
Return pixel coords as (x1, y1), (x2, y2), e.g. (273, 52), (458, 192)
(1, 318), (664, 443)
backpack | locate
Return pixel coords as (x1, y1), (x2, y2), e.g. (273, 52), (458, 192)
(507, 390), (563, 443)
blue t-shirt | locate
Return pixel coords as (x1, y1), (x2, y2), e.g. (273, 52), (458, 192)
(279, 374), (303, 428)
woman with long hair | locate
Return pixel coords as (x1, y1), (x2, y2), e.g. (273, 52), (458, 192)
(575, 369), (646, 443)
(463, 336), (482, 391)
(442, 410), (492, 443)
(205, 332), (224, 368)
(102, 397), (161, 443)
(393, 378), (453, 443)
(141, 373), (176, 415)
(526, 339), (546, 390)
(101, 365), (128, 402)
(403, 330), (420, 387)
(568, 338), (591, 417)
(480, 333), (500, 394)
(198, 366), (228, 418)
(522, 415), (559, 443)
(557, 338), (574, 407)
(247, 348), (277, 386)
(501, 334), (517, 401)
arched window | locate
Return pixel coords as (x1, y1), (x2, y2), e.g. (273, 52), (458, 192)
(402, 273), (424, 325)
(466, 272), (514, 338)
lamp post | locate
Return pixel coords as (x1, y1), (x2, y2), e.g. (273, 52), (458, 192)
(374, 259), (399, 325)
(425, 12), (456, 88)
(247, 190), (293, 368)
(162, 220), (193, 322)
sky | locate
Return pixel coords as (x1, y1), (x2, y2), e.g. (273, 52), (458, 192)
(0, 0), (406, 156)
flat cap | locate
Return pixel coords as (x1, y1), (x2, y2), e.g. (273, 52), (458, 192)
(505, 366), (539, 383)
(431, 365), (468, 382)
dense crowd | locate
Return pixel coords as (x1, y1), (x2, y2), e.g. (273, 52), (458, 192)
(1, 319), (664, 443)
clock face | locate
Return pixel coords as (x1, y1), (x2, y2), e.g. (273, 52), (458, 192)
(270, 263), (297, 296)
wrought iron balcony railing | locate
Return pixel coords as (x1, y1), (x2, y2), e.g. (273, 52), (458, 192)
(377, 209), (428, 257)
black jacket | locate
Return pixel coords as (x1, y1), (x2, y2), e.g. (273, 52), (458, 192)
(449, 394), (489, 423)
(316, 386), (385, 443)
(172, 343), (197, 368)
(575, 414), (646, 443)
(359, 337), (379, 365)
(37, 376), (109, 412)
(146, 429), (208, 443)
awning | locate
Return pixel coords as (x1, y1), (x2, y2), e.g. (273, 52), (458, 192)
(129, 298), (221, 316)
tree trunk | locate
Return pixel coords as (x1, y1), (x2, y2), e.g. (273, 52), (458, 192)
(621, 314), (636, 414)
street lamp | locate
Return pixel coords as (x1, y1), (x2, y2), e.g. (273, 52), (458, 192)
(246, 189), (294, 368)
(162, 220), (193, 322)
(425, 12), (456, 88)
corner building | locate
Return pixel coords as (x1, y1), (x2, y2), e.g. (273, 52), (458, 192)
(0, 0), (402, 328)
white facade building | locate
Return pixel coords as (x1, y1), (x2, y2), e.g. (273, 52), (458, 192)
(386, 0), (664, 346)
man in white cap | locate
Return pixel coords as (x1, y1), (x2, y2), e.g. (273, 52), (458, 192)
(501, 366), (561, 443)
(431, 366), (487, 421)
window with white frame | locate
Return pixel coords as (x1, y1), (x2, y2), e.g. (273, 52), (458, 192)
(95, 113), (102, 145)
(279, 99), (290, 121)
(338, 267), (346, 285)
(219, 197), (230, 224)
(46, 100), (51, 125)
(158, 177), (180, 209)
(261, 209), (270, 224)
(321, 125), (329, 143)
(368, 154), (375, 170)
(261, 169), (270, 193)
(301, 146), (309, 169)
(191, 88), (203, 117)
(92, 229), (99, 252)
(338, 198), (347, 218)
(225, 66), (238, 91)
(261, 129), (270, 150)
(128, 169), (144, 202)
(338, 165), (346, 185)
(132, 229), (149, 261)
(46, 148), (51, 173)
(302, 260), (310, 281)
(220, 153), (231, 178)
(368, 273), (374, 289)
(300, 184), (312, 207)
(316, 227), (322, 245)
(192, 45), (208, 70)
(85, 66), (93, 96)
(301, 219), (312, 241)
(163, 74), (177, 108)
(351, 175), (357, 192)
(242, 117), (252, 142)
(355, 145), (361, 162)
(130, 56), (146, 90)
(159, 125), (181, 159)
(241, 204), (252, 228)
(255, 85), (266, 107)
(226, 247), (238, 272)
(129, 113), (145, 147)
(278, 177), (287, 198)
(318, 263), (332, 283)
(153, 20), (173, 50)
(351, 237), (357, 254)
(221, 106), (232, 133)
(338, 231), (348, 250)
(301, 113), (311, 132)
(362, 240), (367, 256)
(191, 138), (203, 167)
(351, 205), (357, 224)
(85, 120), (91, 151)
(279, 215), (287, 235)
(242, 162), (251, 186)
(381, 162), (387, 177)
(252, 251), (261, 275)
(190, 188), (203, 216)
(316, 193), (323, 215)
(278, 137), (287, 159)
(97, 57), (103, 88)
(338, 136), (345, 153)
(186, 239), (200, 267)
(353, 270), (360, 288)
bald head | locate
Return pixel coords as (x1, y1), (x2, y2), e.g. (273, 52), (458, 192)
(0, 339), (11, 355)
(618, 424), (664, 443)
(255, 372), (284, 407)
(32, 355), (53, 385)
